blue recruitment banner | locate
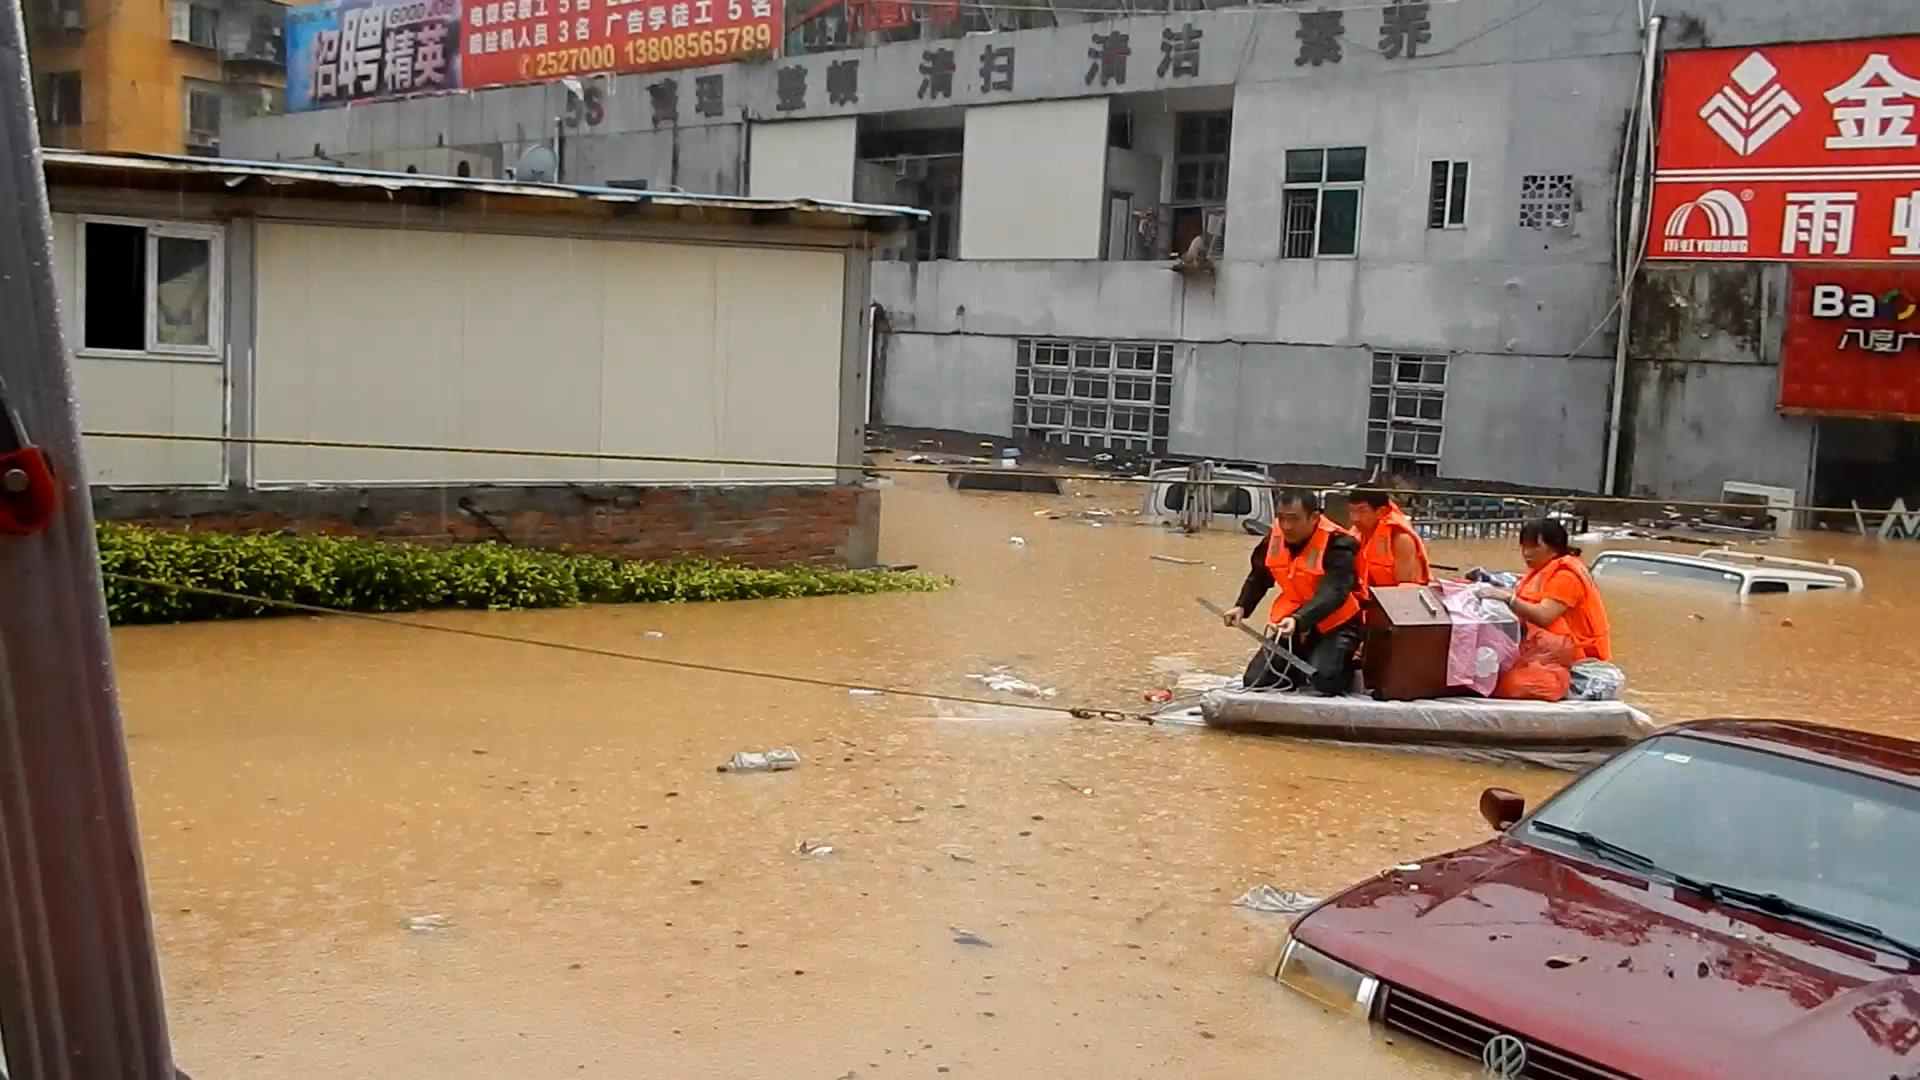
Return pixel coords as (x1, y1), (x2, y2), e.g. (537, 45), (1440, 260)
(287, 0), (464, 112)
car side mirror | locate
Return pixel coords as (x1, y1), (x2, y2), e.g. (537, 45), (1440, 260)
(1480, 787), (1526, 831)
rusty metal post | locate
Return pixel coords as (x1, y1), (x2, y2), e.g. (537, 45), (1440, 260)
(0, 0), (179, 1074)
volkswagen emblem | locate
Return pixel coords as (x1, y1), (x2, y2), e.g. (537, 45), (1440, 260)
(1481, 1033), (1529, 1078)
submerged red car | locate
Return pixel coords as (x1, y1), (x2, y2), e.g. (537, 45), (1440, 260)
(1275, 719), (1920, 1079)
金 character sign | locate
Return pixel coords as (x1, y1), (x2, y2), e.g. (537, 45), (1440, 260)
(1651, 36), (1920, 262)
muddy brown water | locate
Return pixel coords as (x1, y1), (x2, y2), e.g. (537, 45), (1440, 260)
(114, 474), (1920, 1077)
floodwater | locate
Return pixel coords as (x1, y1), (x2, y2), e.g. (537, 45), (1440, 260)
(112, 474), (1920, 1078)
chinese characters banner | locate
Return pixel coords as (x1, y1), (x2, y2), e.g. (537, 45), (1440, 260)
(1781, 267), (1920, 417)
(1651, 36), (1920, 262)
(288, 0), (462, 112)
(285, 0), (780, 111)
(462, 0), (781, 90)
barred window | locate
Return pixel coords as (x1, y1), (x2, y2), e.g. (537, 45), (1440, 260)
(1014, 338), (1174, 454)
(1366, 352), (1447, 478)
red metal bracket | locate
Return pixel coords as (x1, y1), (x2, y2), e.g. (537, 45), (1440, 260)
(0, 386), (57, 535)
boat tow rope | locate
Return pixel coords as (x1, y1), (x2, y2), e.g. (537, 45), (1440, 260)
(101, 573), (1164, 726)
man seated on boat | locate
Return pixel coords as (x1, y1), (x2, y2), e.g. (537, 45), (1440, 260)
(1349, 489), (1432, 588)
(1475, 518), (1614, 662)
(1220, 490), (1365, 696)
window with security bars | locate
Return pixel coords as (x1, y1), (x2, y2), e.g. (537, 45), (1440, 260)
(1282, 147), (1365, 258)
(1366, 352), (1448, 478)
(1518, 173), (1576, 229)
(1013, 338), (1175, 454)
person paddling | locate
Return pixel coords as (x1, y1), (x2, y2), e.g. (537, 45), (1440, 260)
(1219, 491), (1366, 696)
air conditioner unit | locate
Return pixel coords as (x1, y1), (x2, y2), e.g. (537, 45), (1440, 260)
(894, 157), (929, 182)
(60, 7), (82, 28)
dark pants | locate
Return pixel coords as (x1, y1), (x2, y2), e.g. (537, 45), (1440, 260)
(1242, 618), (1364, 696)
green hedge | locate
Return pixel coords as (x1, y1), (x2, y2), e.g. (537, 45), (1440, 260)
(96, 524), (946, 625)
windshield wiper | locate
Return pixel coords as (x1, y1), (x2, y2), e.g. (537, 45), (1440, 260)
(1526, 821), (1720, 894)
(1688, 882), (1920, 965)
(1528, 822), (1920, 964)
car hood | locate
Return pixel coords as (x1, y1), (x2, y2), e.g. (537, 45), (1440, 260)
(1293, 839), (1920, 1079)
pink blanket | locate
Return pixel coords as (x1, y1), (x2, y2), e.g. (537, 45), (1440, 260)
(1435, 582), (1521, 697)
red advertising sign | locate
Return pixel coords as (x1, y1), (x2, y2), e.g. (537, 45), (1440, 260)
(1781, 267), (1920, 417)
(460, 0), (780, 88)
(1651, 36), (1920, 262)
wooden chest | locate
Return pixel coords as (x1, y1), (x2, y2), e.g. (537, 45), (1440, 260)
(1362, 585), (1455, 702)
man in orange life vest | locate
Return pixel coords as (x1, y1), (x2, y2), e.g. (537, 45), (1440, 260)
(1348, 490), (1432, 588)
(1220, 490), (1366, 696)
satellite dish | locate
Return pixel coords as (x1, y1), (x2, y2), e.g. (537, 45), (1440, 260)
(515, 145), (557, 183)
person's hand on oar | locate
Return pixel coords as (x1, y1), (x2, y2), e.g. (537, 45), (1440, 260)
(1221, 605), (1245, 628)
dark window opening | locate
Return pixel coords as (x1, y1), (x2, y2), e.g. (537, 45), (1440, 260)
(1173, 111), (1231, 203)
(84, 223), (147, 352)
(1748, 580), (1790, 595)
(1163, 482), (1253, 517)
(42, 70), (82, 128)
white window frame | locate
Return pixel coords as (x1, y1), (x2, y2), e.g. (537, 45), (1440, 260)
(74, 215), (225, 363)
(183, 79), (222, 141)
(1366, 351), (1448, 478)
(1428, 159), (1469, 230)
(1281, 146), (1366, 260)
(1013, 338), (1174, 454)
(170, 0), (219, 46)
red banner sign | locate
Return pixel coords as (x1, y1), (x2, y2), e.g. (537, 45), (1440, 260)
(1651, 36), (1920, 262)
(460, 0), (780, 87)
(1781, 267), (1920, 417)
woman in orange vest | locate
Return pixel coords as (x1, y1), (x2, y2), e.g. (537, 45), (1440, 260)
(1220, 491), (1366, 696)
(1349, 490), (1432, 588)
(1477, 518), (1613, 662)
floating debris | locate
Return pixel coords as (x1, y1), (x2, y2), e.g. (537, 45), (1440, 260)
(1232, 886), (1322, 915)
(718, 748), (802, 773)
(404, 913), (451, 933)
(795, 839), (835, 858)
(967, 669), (1057, 699)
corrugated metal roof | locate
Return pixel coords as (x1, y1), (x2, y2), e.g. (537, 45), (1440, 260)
(39, 150), (930, 225)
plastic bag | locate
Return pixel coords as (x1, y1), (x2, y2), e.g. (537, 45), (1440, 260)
(1569, 661), (1627, 702)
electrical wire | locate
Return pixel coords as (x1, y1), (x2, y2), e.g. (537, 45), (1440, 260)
(99, 573), (1155, 724)
(80, 429), (1868, 517)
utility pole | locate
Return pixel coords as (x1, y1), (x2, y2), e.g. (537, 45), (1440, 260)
(0, 0), (180, 1074)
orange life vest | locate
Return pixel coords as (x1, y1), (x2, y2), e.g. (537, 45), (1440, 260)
(1266, 515), (1363, 634)
(1517, 554), (1613, 662)
(1359, 504), (1432, 588)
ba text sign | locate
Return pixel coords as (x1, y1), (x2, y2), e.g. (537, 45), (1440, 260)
(288, 0), (780, 111)
(1652, 36), (1920, 262)
(1781, 267), (1920, 418)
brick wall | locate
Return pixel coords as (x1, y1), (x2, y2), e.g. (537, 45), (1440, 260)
(92, 483), (882, 568)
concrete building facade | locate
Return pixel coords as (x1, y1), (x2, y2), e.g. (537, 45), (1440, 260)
(27, 0), (289, 154)
(223, 0), (1917, 506)
(45, 151), (916, 565)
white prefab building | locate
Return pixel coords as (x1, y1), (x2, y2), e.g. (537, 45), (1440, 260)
(43, 151), (920, 565)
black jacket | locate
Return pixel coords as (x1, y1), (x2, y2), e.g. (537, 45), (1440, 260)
(1234, 527), (1361, 633)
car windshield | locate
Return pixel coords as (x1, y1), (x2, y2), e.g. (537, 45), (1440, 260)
(1521, 734), (1920, 953)
(1591, 555), (1745, 595)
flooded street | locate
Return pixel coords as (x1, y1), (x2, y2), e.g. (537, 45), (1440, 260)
(114, 475), (1920, 1078)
